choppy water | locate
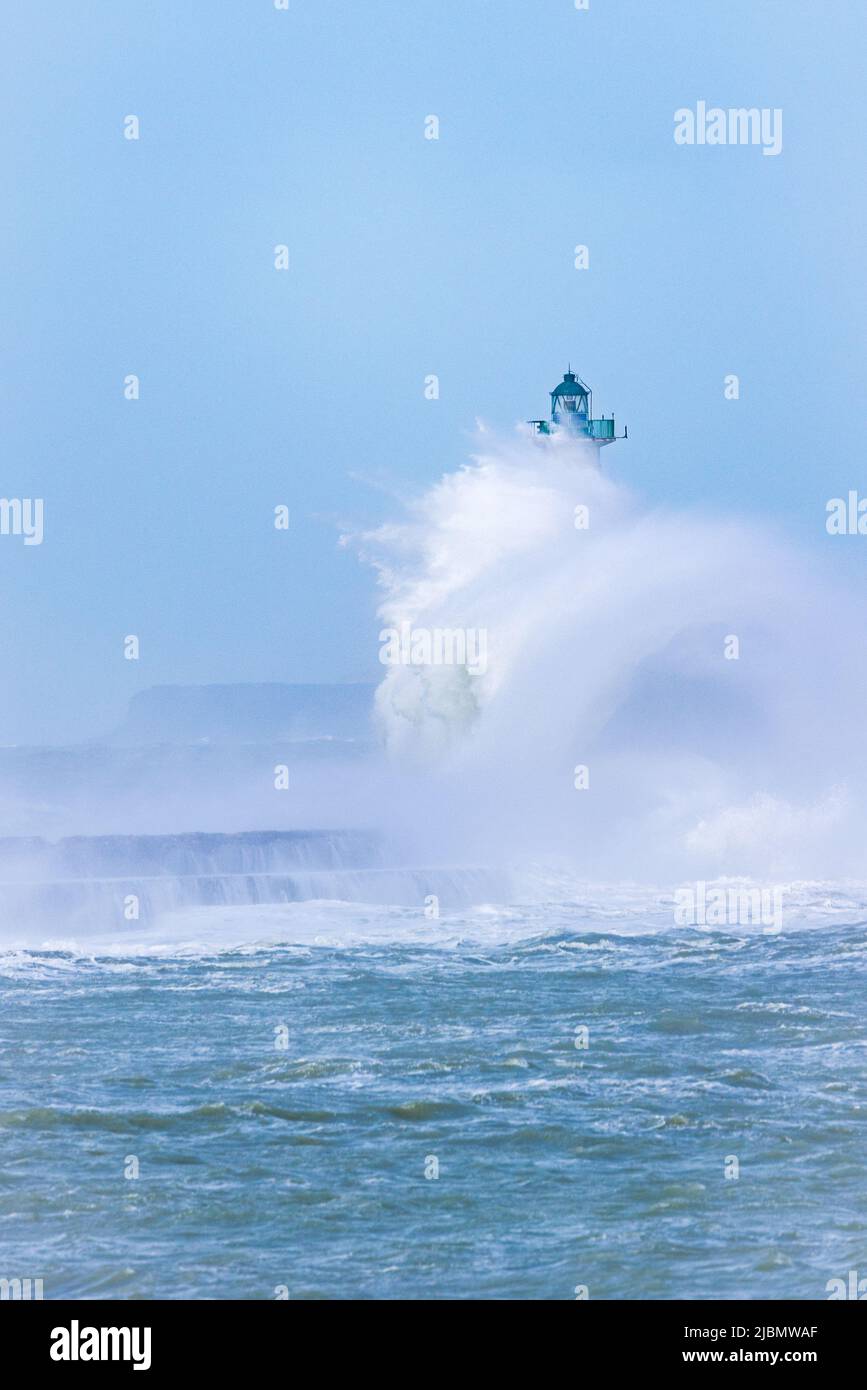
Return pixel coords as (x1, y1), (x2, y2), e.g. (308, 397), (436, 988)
(2, 888), (867, 1300)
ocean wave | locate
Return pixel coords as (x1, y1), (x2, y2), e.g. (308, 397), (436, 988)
(2, 869), (867, 967)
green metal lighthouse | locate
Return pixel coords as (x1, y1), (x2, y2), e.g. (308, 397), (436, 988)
(529, 368), (626, 455)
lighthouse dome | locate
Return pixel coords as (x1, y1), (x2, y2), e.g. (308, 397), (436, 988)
(551, 370), (589, 400)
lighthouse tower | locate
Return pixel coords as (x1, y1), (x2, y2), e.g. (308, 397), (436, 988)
(529, 368), (625, 455)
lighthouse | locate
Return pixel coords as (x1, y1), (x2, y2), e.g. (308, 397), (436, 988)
(529, 368), (626, 454)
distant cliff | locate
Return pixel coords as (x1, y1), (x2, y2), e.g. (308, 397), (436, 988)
(106, 683), (375, 746)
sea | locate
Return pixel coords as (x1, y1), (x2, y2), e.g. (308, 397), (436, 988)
(1, 831), (865, 1301)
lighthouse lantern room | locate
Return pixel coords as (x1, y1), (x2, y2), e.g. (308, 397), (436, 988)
(529, 367), (625, 451)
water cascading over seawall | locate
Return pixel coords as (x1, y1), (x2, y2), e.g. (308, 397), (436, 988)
(0, 829), (506, 933)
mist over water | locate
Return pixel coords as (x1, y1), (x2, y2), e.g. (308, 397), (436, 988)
(5, 432), (867, 1305)
(361, 427), (867, 882)
(3, 426), (866, 955)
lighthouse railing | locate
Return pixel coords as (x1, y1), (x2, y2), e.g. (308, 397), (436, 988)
(587, 418), (615, 440)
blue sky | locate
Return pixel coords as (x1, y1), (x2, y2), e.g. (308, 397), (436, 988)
(1, 0), (864, 743)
